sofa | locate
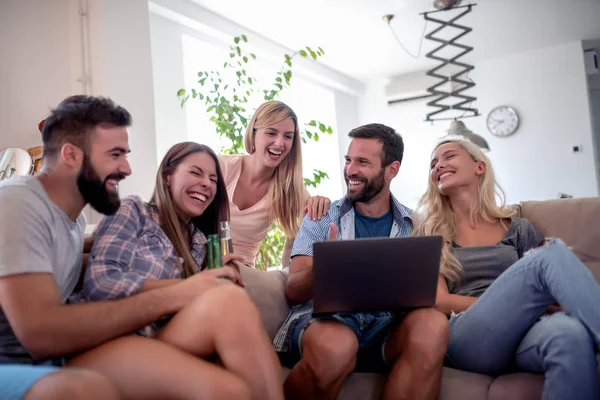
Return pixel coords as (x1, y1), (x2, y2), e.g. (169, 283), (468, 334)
(239, 196), (600, 400)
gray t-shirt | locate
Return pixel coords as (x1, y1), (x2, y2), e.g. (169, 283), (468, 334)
(448, 217), (544, 297)
(0, 176), (85, 363)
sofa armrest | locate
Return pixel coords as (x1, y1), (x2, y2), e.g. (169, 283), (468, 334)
(240, 267), (290, 341)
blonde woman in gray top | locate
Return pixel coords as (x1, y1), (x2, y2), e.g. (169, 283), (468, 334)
(413, 136), (600, 400)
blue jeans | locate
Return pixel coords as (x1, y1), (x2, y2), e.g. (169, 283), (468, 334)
(447, 239), (600, 400)
(285, 311), (398, 371)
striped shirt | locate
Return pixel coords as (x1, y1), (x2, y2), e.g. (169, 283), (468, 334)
(273, 194), (413, 352)
(71, 196), (207, 336)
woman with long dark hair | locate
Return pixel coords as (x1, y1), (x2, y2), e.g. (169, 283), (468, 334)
(77, 142), (283, 400)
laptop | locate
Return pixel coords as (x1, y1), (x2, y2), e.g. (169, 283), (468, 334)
(312, 236), (443, 315)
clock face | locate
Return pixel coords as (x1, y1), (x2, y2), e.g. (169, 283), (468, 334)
(486, 106), (519, 137)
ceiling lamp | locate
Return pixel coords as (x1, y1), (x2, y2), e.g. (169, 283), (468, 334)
(446, 120), (489, 151)
(433, 0), (462, 10)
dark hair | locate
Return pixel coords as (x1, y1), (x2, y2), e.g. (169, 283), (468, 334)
(348, 123), (404, 166)
(150, 142), (229, 276)
(42, 95), (132, 160)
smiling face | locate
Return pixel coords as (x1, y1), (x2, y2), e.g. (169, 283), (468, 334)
(77, 125), (132, 215)
(167, 151), (218, 222)
(430, 142), (486, 196)
(252, 117), (295, 169)
(344, 138), (396, 203)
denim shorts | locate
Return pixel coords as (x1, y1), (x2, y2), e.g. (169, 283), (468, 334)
(284, 311), (400, 372)
(0, 364), (61, 400)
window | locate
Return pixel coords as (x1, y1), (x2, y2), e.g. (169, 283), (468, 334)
(181, 34), (342, 200)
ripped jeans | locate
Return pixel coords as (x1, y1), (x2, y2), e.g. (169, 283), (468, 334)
(447, 239), (600, 400)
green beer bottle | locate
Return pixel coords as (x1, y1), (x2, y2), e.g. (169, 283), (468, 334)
(207, 234), (223, 269)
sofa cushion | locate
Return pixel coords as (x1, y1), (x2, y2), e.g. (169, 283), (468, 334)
(282, 367), (492, 400)
(240, 266), (290, 340)
(487, 373), (543, 400)
(439, 367), (493, 400)
(519, 197), (600, 271)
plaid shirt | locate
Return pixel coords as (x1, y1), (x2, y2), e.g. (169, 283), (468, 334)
(71, 196), (207, 335)
(273, 194), (413, 352)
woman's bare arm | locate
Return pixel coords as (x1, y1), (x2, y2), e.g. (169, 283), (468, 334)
(434, 275), (478, 316)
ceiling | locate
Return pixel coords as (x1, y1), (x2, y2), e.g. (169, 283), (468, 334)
(188, 0), (600, 81)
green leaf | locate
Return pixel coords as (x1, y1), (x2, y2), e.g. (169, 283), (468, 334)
(241, 34), (248, 42)
(180, 94), (189, 108)
(197, 72), (203, 77)
(299, 50), (307, 57)
(306, 132), (313, 139)
(234, 37), (240, 44)
(177, 89), (186, 97)
(285, 59), (292, 67)
(309, 49), (317, 60)
(314, 133), (319, 142)
(327, 126), (333, 134)
(229, 53), (235, 58)
(214, 84), (219, 91)
(251, 53), (256, 59)
(198, 93), (204, 100)
(248, 77), (253, 84)
(275, 83), (283, 90)
(223, 62), (228, 68)
(224, 84), (229, 90)
(307, 120), (317, 127)
(243, 56), (248, 63)
(318, 47), (325, 55)
(236, 46), (241, 56)
(319, 123), (326, 133)
(275, 77), (282, 83)
(301, 137), (307, 144)
(199, 78), (206, 86)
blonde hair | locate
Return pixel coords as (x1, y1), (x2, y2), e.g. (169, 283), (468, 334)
(150, 142), (230, 277)
(413, 136), (515, 284)
(244, 101), (304, 238)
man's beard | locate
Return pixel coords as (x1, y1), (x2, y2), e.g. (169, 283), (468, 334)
(346, 167), (386, 203)
(77, 156), (124, 215)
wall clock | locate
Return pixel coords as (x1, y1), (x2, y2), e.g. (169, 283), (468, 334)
(486, 106), (519, 137)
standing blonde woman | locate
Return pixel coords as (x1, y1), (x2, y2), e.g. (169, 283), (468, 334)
(413, 136), (600, 400)
(219, 101), (329, 268)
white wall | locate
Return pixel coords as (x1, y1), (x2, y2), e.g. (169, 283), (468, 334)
(333, 89), (359, 189)
(87, 0), (158, 201)
(360, 41), (599, 209)
(0, 0), (81, 150)
(1, 0), (158, 223)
